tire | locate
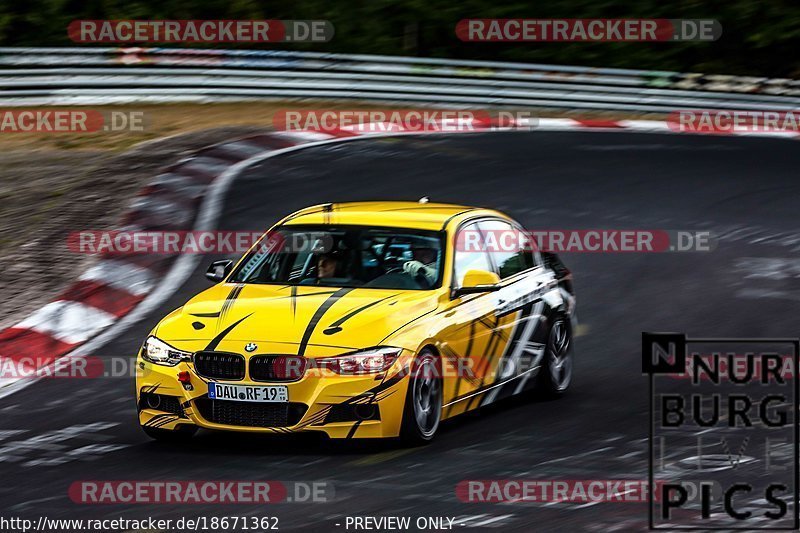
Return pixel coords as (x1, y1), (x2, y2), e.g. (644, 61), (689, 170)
(536, 316), (573, 398)
(400, 350), (442, 445)
(142, 424), (197, 442)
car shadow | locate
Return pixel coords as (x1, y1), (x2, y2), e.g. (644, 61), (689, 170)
(138, 390), (560, 456)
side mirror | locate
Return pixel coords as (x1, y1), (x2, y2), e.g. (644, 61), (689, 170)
(454, 269), (501, 297)
(206, 260), (233, 282)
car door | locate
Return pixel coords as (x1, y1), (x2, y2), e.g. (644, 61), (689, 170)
(477, 219), (560, 404)
(439, 220), (519, 416)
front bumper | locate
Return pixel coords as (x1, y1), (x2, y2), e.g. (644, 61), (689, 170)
(135, 355), (411, 439)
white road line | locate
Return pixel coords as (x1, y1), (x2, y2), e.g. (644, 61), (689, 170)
(470, 514), (514, 527)
(454, 514), (488, 525)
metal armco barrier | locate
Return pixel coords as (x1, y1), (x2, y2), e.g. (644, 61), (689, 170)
(0, 47), (798, 112)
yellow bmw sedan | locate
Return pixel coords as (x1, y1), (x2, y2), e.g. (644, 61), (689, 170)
(136, 201), (576, 444)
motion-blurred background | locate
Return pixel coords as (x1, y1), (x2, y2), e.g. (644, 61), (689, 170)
(1, 0), (799, 75)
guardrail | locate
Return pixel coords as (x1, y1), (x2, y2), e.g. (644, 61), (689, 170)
(0, 47), (798, 113)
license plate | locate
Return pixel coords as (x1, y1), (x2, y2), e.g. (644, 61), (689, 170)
(208, 382), (288, 403)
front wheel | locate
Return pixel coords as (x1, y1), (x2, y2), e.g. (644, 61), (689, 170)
(536, 316), (573, 398)
(400, 350), (442, 445)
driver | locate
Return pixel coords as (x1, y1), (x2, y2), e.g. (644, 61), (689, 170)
(403, 247), (438, 286)
(316, 251), (340, 279)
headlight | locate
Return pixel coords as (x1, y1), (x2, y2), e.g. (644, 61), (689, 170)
(141, 336), (191, 367)
(315, 347), (402, 375)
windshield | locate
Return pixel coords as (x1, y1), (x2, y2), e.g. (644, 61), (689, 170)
(230, 225), (445, 290)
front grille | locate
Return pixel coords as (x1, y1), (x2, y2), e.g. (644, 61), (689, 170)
(250, 355), (307, 382)
(194, 351), (245, 380)
(195, 398), (307, 428)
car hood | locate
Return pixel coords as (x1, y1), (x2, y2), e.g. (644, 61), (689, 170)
(154, 283), (438, 355)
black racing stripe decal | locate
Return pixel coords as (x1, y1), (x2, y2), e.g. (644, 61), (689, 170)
(297, 406), (332, 428)
(152, 416), (179, 429)
(204, 313), (253, 351)
(493, 304), (546, 401)
(138, 384), (162, 412)
(455, 317), (501, 414)
(434, 295), (481, 315)
(377, 307), (438, 345)
(220, 284), (244, 324)
(297, 288), (354, 356)
(491, 302), (533, 379)
(467, 310), (519, 410)
(190, 312), (220, 318)
(478, 316), (510, 343)
(144, 414), (177, 428)
(272, 290), (339, 301)
(441, 349), (470, 417)
(340, 365), (408, 408)
(444, 313), (508, 417)
(345, 362), (399, 439)
(216, 284), (244, 334)
(323, 294), (397, 335)
(464, 320), (477, 368)
(448, 308), (534, 409)
(218, 285), (238, 319)
(379, 206), (469, 212)
(440, 208), (478, 230)
(465, 304), (532, 411)
(446, 371), (531, 406)
(291, 286), (298, 317)
(373, 389), (396, 402)
(346, 420), (363, 439)
(465, 316), (506, 411)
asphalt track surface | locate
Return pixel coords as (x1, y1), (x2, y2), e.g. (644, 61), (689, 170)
(2, 131), (800, 532)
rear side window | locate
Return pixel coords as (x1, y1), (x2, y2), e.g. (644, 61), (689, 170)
(479, 220), (534, 279)
(453, 222), (492, 288)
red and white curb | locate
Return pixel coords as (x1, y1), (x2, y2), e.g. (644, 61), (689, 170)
(0, 118), (795, 398)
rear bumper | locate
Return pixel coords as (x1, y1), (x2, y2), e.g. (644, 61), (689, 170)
(135, 356), (410, 439)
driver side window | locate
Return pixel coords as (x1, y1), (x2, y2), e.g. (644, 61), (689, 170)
(453, 222), (492, 288)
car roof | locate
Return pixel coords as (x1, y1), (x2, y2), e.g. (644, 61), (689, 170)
(280, 201), (507, 231)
